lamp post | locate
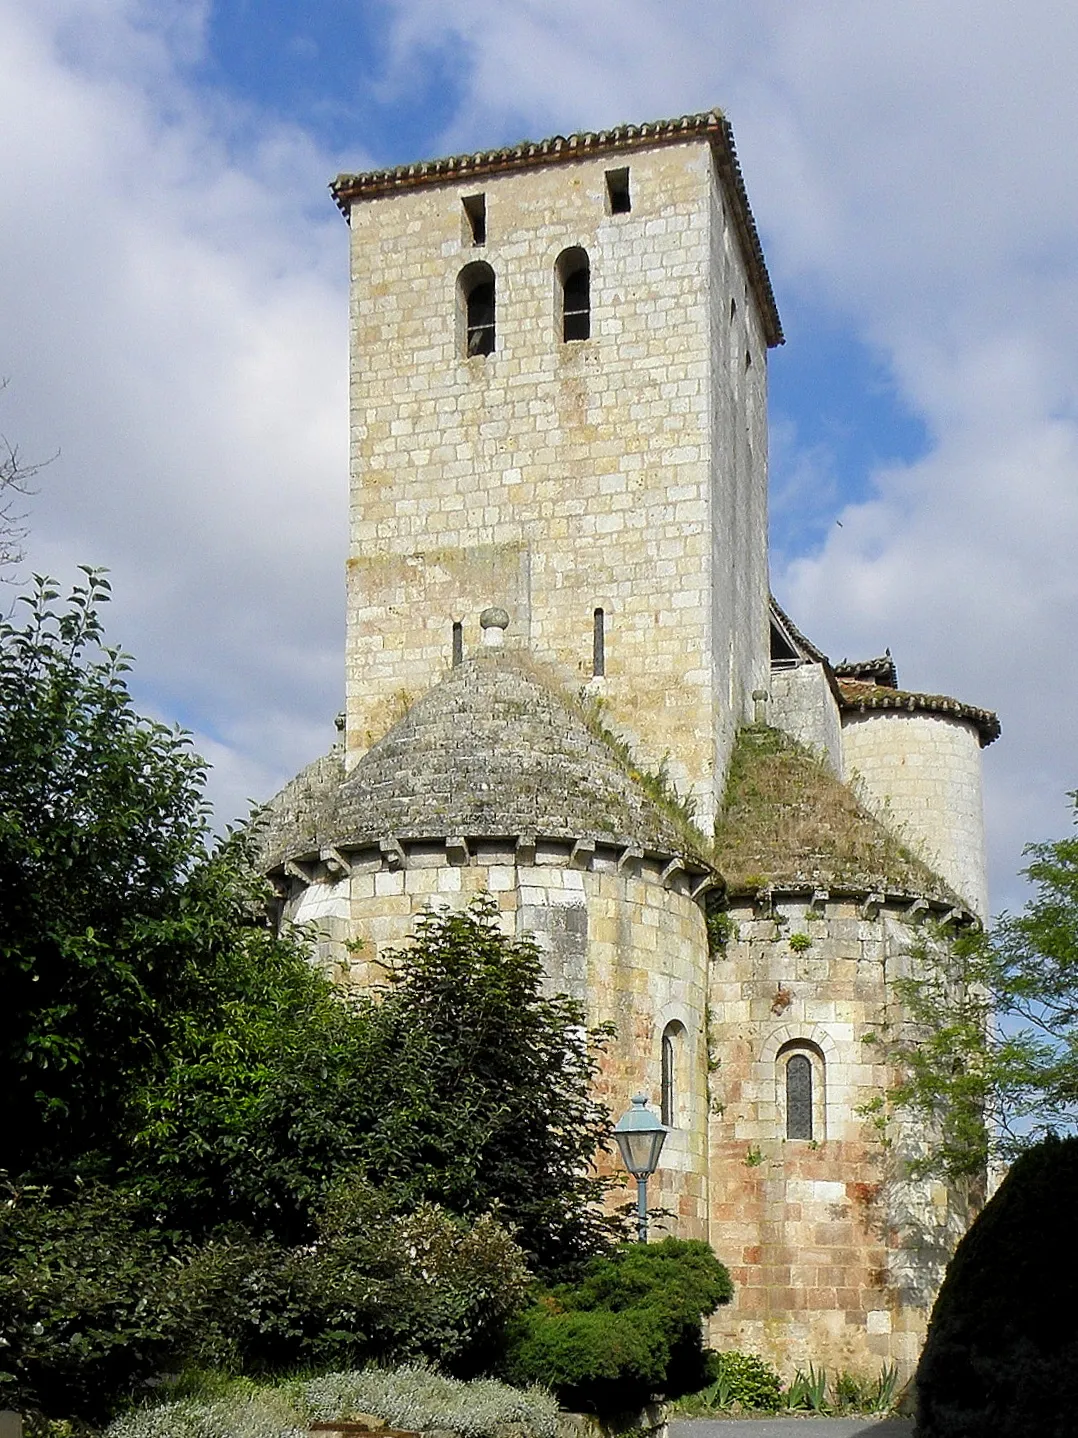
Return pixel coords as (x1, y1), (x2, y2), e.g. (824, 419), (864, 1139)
(613, 1093), (669, 1243)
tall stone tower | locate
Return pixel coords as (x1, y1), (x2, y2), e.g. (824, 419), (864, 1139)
(264, 108), (999, 1382)
(331, 111), (782, 827)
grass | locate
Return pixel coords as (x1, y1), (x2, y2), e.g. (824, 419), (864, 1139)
(712, 725), (957, 900)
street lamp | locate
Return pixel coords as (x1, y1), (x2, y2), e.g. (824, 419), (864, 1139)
(613, 1092), (669, 1243)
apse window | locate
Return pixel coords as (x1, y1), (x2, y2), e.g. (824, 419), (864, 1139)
(606, 167), (631, 214)
(462, 193), (486, 246)
(786, 1054), (813, 1140)
(557, 248), (591, 342)
(459, 261), (496, 357)
(661, 1020), (686, 1127)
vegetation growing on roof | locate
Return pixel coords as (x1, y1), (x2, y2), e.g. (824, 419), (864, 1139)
(712, 725), (954, 898)
(573, 690), (709, 859)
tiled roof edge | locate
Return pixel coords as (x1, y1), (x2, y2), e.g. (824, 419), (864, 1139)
(838, 682), (1001, 747)
(330, 109), (783, 348)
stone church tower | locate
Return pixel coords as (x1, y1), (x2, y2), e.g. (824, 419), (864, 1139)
(264, 110), (999, 1379)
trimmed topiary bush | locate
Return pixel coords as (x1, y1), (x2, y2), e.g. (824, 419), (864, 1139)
(501, 1238), (733, 1413)
(916, 1134), (1078, 1437)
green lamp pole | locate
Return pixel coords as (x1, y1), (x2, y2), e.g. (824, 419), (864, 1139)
(613, 1093), (669, 1243)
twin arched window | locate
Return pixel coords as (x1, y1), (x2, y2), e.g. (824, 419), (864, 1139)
(457, 248), (591, 358)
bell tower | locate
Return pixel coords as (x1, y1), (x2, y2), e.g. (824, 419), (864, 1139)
(332, 110), (783, 828)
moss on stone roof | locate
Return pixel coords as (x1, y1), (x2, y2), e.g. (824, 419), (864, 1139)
(838, 679), (1000, 747)
(712, 725), (958, 901)
(260, 651), (707, 871)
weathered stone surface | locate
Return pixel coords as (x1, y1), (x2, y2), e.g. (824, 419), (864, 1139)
(262, 651), (699, 871)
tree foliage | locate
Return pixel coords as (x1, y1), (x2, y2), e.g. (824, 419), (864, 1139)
(915, 1135), (1078, 1438)
(1, 569), (216, 1178)
(875, 798), (1078, 1180)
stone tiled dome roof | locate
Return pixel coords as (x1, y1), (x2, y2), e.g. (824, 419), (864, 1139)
(260, 652), (700, 870)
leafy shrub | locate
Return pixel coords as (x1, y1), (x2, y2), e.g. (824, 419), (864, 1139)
(0, 1184), (188, 1424)
(703, 1351), (782, 1411)
(916, 1134), (1078, 1437)
(501, 1238), (732, 1412)
(175, 1185), (530, 1378)
(301, 1365), (560, 1438)
(105, 1368), (559, 1438)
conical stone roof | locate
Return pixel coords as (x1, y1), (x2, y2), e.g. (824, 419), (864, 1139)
(713, 725), (960, 904)
(260, 651), (702, 870)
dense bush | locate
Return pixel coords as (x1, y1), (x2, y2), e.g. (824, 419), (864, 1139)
(502, 1238), (733, 1412)
(0, 1180), (529, 1422)
(916, 1134), (1078, 1437)
(0, 1184), (184, 1424)
(177, 1184), (530, 1377)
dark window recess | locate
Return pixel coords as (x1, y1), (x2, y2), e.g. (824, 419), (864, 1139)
(462, 193), (486, 246)
(730, 296), (737, 321)
(452, 621), (463, 667)
(606, 167), (631, 214)
(661, 1029), (676, 1127)
(786, 1054), (813, 1140)
(592, 607), (605, 676)
(563, 264), (590, 341)
(466, 280), (495, 356)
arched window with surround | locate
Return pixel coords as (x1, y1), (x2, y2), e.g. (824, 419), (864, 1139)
(778, 1039), (825, 1141)
(459, 261), (496, 357)
(660, 1020), (685, 1127)
(556, 247), (590, 342)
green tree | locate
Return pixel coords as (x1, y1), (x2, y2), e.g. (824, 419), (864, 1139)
(0, 569), (215, 1178)
(875, 796), (1078, 1180)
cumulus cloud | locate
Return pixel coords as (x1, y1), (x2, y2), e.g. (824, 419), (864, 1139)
(0, 0), (357, 823)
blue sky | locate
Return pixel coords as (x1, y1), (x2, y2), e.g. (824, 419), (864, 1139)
(4, 0), (1078, 913)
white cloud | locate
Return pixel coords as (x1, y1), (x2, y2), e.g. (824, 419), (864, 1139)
(0, 0), (355, 823)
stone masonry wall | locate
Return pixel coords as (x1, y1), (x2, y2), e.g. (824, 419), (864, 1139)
(768, 664), (843, 775)
(707, 895), (959, 1378)
(841, 711), (988, 919)
(285, 842), (711, 1236)
(344, 139), (770, 828)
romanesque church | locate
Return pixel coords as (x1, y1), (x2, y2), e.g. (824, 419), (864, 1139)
(263, 109), (999, 1376)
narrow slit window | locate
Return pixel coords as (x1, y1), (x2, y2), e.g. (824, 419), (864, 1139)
(459, 261), (496, 358)
(452, 621), (463, 667)
(592, 607), (605, 676)
(557, 248), (590, 342)
(462, 193), (486, 246)
(661, 1030), (676, 1127)
(606, 167), (631, 214)
(786, 1054), (813, 1140)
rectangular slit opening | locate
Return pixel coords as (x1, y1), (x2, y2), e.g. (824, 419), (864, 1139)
(462, 193), (486, 246)
(452, 621), (464, 667)
(593, 608), (605, 676)
(605, 167), (631, 215)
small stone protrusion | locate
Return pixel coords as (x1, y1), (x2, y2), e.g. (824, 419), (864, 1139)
(479, 606), (510, 646)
